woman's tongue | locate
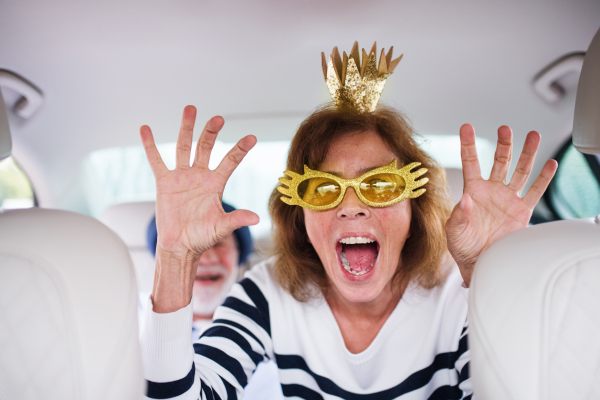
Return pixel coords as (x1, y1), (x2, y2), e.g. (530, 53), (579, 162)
(342, 243), (377, 273)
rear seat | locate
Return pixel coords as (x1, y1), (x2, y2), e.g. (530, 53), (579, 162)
(445, 167), (464, 205)
(100, 201), (156, 294)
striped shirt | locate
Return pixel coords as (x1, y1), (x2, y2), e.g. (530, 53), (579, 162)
(141, 258), (472, 399)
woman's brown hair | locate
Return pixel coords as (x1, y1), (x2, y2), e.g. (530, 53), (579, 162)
(268, 104), (453, 301)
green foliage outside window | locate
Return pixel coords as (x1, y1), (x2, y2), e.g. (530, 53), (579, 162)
(0, 157), (34, 209)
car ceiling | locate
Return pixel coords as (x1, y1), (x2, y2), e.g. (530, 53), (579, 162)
(1, 0), (599, 207)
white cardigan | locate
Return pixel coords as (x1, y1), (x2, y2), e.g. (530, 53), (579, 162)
(141, 258), (472, 399)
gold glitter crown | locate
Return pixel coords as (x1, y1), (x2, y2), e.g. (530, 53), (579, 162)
(321, 41), (403, 113)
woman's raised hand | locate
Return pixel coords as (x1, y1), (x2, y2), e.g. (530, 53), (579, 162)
(140, 106), (259, 312)
(445, 124), (557, 287)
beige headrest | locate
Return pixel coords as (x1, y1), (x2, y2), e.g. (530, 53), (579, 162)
(573, 27), (600, 155)
(0, 208), (144, 399)
(100, 201), (156, 248)
(469, 218), (600, 399)
(444, 168), (464, 205)
(0, 90), (11, 161)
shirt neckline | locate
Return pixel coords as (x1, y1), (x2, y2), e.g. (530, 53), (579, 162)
(317, 282), (422, 365)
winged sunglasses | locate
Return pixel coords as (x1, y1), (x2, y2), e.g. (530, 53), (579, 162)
(277, 160), (428, 210)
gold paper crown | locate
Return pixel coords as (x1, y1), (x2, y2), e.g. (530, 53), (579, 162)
(321, 41), (403, 113)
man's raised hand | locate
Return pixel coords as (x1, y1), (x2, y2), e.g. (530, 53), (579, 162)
(140, 105), (259, 312)
(445, 124), (558, 287)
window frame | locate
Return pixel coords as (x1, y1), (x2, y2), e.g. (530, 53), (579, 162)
(543, 136), (600, 220)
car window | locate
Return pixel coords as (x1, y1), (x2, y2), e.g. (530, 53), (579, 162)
(545, 138), (600, 219)
(71, 135), (494, 238)
(78, 141), (291, 239)
(0, 156), (35, 210)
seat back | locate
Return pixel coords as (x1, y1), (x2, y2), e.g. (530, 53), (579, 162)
(100, 201), (156, 294)
(574, 26), (600, 154)
(469, 218), (600, 400)
(445, 167), (464, 205)
(0, 208), (144, 400)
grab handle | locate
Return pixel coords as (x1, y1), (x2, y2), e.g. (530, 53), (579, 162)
(0, 70), (43, 119)
(532, 53), (585, 103)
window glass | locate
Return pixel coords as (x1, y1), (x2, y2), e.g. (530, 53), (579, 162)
(80, 141), (291, 239)
(547, 142), (600, 219)
(0, 156), (35, 210)
(418, 134), (495, 175)
(78, 135), (494, 239)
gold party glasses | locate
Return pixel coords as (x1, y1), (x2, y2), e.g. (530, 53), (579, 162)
(277, 160), (428, 210)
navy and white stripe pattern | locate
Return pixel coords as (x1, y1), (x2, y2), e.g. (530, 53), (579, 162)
(141, 260), (472, 400)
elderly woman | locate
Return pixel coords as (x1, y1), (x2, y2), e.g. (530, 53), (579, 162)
(140, 45), (557, 400)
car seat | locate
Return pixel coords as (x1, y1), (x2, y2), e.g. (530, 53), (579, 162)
(445, 167), (464, 205)
(100, 201), (157, 294)
(468, 27), (600, 399)
(0, 91), (144, 399)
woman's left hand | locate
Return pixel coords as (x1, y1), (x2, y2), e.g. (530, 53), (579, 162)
(445, 124), (558, 287)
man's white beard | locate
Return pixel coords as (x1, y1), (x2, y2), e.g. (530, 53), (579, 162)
(192, 265), (238, 317)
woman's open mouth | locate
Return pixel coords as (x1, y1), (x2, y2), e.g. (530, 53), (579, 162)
(337, 236), (379, 276)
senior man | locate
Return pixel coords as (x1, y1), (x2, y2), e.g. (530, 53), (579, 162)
(146, 202), (283, 399)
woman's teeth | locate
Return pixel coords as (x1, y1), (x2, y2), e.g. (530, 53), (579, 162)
(339, 236), (374, 244)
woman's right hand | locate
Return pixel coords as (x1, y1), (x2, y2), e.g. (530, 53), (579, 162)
(140, 105), (259, 313)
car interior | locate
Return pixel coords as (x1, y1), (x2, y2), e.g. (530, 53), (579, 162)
(1, 1), (599, 399)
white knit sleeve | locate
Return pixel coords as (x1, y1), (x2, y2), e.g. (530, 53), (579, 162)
(140, 271), (273, 400)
